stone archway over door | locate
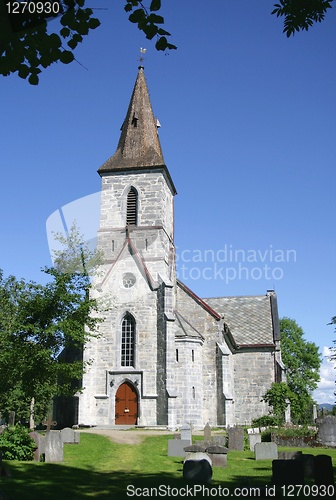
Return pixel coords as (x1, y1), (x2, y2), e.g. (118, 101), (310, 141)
(115, 382), (138, 425)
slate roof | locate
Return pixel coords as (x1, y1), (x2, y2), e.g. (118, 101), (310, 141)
(204, 294), (275, 346)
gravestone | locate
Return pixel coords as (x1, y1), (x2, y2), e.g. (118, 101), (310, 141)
(29, 432), (45, 462)
(228, 427), (244, 451)
(184, 444), (207, 453)
(314, 455), (335, 486)
(206, 445), (228, 467)
(180, 424), (192, 444)
(317, 415), (336, 447)
(254, 442), (278, 460)
(45, 431), (63, 462)
(278, 451), (302, 460)
(8, 411), (15, 426)
(43, 416), (57, 432)
(60, 427), (80, 444)
(204, 423), (211, 442)
(212, 436), (227, 447)
(183, 452), (212, 483)
(167, 439), (191, 457)
(272, 459), (304, 486)
(302, 454), (314, 479)
(248, 433), (261, 451)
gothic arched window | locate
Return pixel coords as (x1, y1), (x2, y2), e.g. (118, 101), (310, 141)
(126, 187), (138, 226)
(121, 313), (135, 367)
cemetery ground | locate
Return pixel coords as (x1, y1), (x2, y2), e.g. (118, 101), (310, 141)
(0, 431), (335, 499)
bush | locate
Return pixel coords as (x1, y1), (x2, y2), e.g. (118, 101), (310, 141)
(0, 425), (36, 460)
(252, 415), (278, 427)
(275, 426), (316, 438)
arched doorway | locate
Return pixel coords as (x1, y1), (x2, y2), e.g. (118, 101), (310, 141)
(115, 381), (138, 425)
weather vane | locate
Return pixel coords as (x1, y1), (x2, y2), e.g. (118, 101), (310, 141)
(139, 47), (147, 66)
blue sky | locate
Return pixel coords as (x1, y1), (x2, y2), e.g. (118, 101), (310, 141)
(1, 0), (335, 404)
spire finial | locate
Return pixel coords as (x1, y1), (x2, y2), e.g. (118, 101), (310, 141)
(139, 47), (147, 68)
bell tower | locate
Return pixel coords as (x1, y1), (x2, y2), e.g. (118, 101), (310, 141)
(78, 66), (178, 427)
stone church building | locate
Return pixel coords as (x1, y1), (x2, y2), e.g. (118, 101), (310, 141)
(76, 66), (285, 428)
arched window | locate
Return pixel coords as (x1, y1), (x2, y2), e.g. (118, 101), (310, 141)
(126, 187), (138, 226)
(121, 313), (135, 367)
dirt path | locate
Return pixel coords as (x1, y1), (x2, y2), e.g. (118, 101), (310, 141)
(79, 428), (175, 445)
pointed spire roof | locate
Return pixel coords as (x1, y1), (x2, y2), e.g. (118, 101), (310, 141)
(98, 67), (176, 193)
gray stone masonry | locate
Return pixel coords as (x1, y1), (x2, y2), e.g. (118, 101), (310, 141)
(317, 415), (336, 447)
(60, 427), (80, 444)
(248, 433), (261, 451)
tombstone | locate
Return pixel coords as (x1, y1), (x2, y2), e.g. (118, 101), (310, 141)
(212, 435), (227, 447)
(272, 459), (304, 486)
(184, 444), (207, 453)
(254, 442), (278, 460)
(312, 404), (318, 422)
(45, 431), (63, 462)
(180, 424), (192, 444)
(317, 415), (336, 447)
(204, 423), (211, 442)
(301, 454), (314, 479)
(43, 416), (57, 432)
(314, 455), (335, 486)
(60, 427), (80, 444)
(167, 439), (191, 457)
(183, 452), (212, 483)
(285, 399), (291, 424)
(29, 432), (45, 462)
(8, 411), (15, 426)
(206, 445), (228, 467)
(248, 433), (261, 451)
(278, 451), (302, 460)
(228, 427), (244, 451)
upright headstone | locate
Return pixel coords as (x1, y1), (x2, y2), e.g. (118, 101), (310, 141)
(180, 424), (192, 444)
(183, 453), (212, 483)
(206, 445), (228, 467)
(8, 411), (15, 426)
(314, 455), (335, 486)
(312, 404), (317, 422)
(302, 454), (314, 479)
(60, 427), (80, 444)
(272, 459), (304, 486)
(248, 433), (261, 451)
(317, 415), (336, 447)
(204, 423), (211, 443)
(254, 442), (278, 460)
(228, 427), (244, 451)
(285, 399), (291, 424)
(29, 432), (45, 462)
(167, 439), (191, 457)
(45, 431), (63, 463)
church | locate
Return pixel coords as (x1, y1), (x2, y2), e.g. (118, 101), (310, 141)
(77, 66), (285, 428)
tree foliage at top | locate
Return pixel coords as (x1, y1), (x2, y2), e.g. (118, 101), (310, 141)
(272, 0), (334, 37)
(0, 0), (334, 85)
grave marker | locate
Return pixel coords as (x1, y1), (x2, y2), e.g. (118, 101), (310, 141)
(254, 442), (278, 460)
(228, 427), (244, 451)
(183, 452), (212, 483)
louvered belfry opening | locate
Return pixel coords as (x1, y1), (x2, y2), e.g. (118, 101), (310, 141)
(121, 313), (135, 367)
(126, 187), (138, 226)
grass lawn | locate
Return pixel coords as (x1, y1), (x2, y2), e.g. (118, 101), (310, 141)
(0, 433), (335, 499)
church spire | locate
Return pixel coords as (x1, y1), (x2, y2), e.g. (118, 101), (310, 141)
(98, 66), (166, 174)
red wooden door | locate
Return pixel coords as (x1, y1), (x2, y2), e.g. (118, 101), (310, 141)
(115, 382), (138, 425)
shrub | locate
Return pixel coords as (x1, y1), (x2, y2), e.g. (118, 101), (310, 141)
(252, 415), (278, 427)
(0, 425), (36, 461)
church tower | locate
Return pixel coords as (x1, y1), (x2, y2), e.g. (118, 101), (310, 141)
(78, 66), (178, 427)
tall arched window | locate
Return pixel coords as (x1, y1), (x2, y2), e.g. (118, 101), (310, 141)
(121, 313), (135, 367)
(126, 187), (138, 226)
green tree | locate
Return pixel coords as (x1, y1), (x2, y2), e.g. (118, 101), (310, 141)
(0, 267), (102, 424)
(1, 0), (333, 85)
(262, 382), (294, 425)
(279, 317), (321, 424)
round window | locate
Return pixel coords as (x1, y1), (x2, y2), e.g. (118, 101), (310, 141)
(122, 273), (136, 288)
